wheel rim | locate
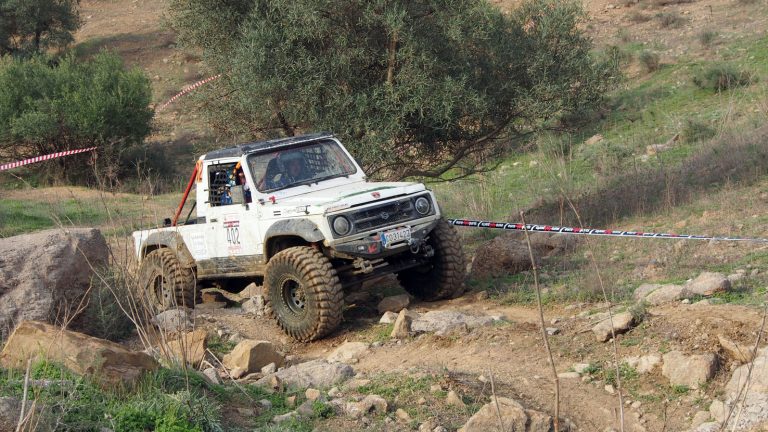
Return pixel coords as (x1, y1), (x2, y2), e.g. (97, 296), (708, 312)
(151, 273), (173, 308)
(280, 277), (306, 315)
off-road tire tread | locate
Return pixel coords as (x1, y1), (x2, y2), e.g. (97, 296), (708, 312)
(264, 246), (344, 342)
(398, 218), (466, 301)
(138, 248), (196, 310)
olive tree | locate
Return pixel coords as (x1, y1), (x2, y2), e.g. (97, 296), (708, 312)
(169, 0), (616, 179)
(0, 0), (80, 56)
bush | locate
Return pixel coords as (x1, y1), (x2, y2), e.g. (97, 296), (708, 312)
(0, 52), (153, 184)
(699, 30), (719, 46)
(656, 12), (685, 28)
(681, 118), (717, 143)
(80, 268), (135, 342)
(639, 51), (661, 73)
(693, 64), (753, 92)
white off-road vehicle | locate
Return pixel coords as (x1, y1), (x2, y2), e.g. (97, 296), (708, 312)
(132, 133), (465, 341)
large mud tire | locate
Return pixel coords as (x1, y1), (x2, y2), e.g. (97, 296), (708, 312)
(138, 248), (196, 311)
(398, 218), (466, 301)
(264, 246), (343, 342)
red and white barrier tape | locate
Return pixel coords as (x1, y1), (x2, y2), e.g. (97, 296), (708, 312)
(156, 74), (222, 112)
(0, 147), (97, 172)
(447, 218), (768, 243)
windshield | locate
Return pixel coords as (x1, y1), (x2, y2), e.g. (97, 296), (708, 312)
(248, 139), (358, 193)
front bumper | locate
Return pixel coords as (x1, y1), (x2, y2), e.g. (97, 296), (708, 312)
(330, 219), (439, 259)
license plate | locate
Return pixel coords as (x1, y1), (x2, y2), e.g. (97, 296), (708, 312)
(381, 227), (411, 248)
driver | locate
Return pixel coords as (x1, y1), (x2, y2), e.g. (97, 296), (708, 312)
(267, 151), (308, 189)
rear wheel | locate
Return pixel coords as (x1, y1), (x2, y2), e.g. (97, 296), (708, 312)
(138, 248), (196, 310)
(264, 246), (344, 342)
(398, 218), (466, 301)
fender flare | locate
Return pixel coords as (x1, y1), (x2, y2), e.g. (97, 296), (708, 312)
(264, 218), (325, 253)
(141, 231), (196, 269)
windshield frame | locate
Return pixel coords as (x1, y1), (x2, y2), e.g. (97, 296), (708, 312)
(246, 138), (359, 194)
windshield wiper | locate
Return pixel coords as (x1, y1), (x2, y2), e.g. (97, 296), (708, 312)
(289, 174), (344, 189)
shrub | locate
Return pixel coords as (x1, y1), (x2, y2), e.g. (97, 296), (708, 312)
(628, 11), (652, 23)
(656, 12), (685, 28)
(693, 64), (753, 92)
(80, 267), (135, 342)
(0, 52), (153, 184)
(639, 51), (661, 73)
(699, 30), (719, 46)
(681, 118), (717, 143)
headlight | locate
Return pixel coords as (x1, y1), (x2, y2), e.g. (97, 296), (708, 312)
(414, 196), (431, 215)
(332, 216), (352, 236)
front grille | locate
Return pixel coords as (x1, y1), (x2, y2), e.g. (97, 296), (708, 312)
(351, 198), (415, 232)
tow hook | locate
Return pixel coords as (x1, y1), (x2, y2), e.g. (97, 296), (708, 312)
(353, 258), (374, 274)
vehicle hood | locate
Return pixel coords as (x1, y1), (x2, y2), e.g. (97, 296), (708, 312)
(266, 180), (427, 214)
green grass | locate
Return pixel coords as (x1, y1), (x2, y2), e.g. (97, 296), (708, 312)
(0, 198), (107, 237)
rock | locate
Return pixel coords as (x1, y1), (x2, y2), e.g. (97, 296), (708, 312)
(0, 229), (109, 339)
(633, 283), (661, 300)
(604, 384), (616, 395)
(592, 312), (634, 342)
(202, 367), (221, 385)
(272, 411), (299, 423)
(0, 397), (20, 432)
(241, 295), (265, 316)
(286, 395), (297, 408)
(686, 272), (730, 296)
(379, 311), (398, 324)
(709, 399), (726, 423)
(446, 390), (465, 408)
(461, 396), (552, 432)
(411, 310), (494, 334)
(572, 363), (591, 374)
(259, 399), (273, 410)
(395, 408), (411, 422)
(230, 367), (247, 380)
(692, 422), (721, 432)
(166, 329), (207, 367)
(297, 400), (315, 417)
(0, 321), (158, 385)
(433, 427), (448, 432)
(327, 342), (369, 363)
(724, 348), (768, 431)
(256, 359), (354, 389)
(152, 309), (192, 333)
(662, 351), (718, 389)
(558, 372), (581, 379)
(391, 309), (413, 338)
(377, 294), (410, 314)
(347, 394), (388, 418)
(261, 362), (277, 374)
(306, 388), (322, 401)
(545, 327), (560, 336)
(223, 340), (284, 374)
(717, 334), (756, 364)
(623, 355), (661, 374)
(644, 284), (686, 305)
(691, 411), (711, 429)
(585, 134), (604, 146)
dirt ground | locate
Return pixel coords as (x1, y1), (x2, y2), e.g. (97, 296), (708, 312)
(189, 279), (766, 431)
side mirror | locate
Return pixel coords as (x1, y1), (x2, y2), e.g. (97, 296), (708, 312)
(230, 185), (245, 205)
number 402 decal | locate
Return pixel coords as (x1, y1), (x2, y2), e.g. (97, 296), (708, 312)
(226, 227), (240, 244)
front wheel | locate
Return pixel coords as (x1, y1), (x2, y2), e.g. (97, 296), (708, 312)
(398, 218), (466, 301)
(137, 248), (196, 311)
(264, 247), (344, 342)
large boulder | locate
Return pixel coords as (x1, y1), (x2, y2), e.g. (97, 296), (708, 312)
(377, 294), (410, 314)
(411, 310), (496, 334)
(223, 340), (284, 374)
(686, 272), (730, 297)
(591, 312), (635, 342)
(0, 321), (158, 385)
(470, 233), (573, 280)
(165, 329), (207, 367)
(255, 359), (354, 390)
(0, 229), (109, 339)
(459, 396), (552, 432)
(0, 397), (20, 432)
(644, 284), (686, 305)
(662, 351), (718, 389)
